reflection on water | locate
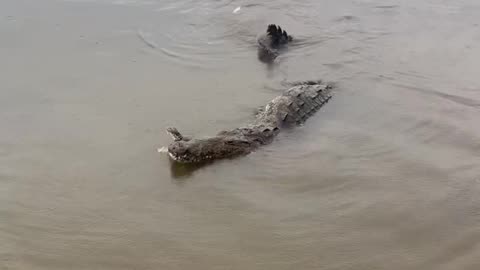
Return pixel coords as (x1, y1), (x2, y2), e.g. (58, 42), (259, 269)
(1, 0), (480, 269)
(168, 158), (217, 179)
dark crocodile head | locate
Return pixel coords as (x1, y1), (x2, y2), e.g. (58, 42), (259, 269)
(166, 128), (253, 163)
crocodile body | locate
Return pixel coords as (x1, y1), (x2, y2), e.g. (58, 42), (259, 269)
(166, 81), (333, 164)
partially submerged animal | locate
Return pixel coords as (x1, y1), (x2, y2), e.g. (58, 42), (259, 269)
(257, 24), (293, 62)
(166, 81), (333, 164)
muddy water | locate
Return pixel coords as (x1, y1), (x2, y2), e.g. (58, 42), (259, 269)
(1, 0), (480, 269)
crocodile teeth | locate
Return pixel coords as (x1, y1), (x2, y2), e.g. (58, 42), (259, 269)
(168, 152), (178, 160)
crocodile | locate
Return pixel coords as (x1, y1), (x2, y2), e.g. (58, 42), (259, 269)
(257, 24), (293, 62)
(166, 81), (333, 164)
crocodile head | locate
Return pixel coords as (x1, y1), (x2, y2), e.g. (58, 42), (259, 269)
(166, 127), (253, 163)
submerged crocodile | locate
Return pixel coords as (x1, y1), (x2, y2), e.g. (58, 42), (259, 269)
(166, 81), (333, 164)
(257, 24), (293, 62)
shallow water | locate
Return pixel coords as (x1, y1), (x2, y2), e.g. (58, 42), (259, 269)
(1, 0), (480, 269)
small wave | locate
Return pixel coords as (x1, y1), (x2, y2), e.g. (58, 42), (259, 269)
(391, 82), (480, 109)
(137, 30), (158, 49)
(375, 5), (398, 9)
(111, 0), (155, 6)
(333, 15), (360, 22)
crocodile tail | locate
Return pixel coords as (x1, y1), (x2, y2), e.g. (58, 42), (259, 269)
(267, 24), (279, 36)
(266, 24), (292, 45)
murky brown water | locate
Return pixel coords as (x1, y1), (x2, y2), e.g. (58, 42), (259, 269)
(1, 0), (480, 269)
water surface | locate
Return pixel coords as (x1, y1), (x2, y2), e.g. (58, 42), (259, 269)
(1, 0), (480, 269)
